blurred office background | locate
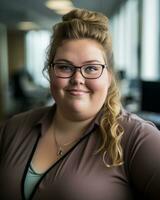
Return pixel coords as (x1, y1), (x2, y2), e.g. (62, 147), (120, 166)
(0, 0), (160, 128)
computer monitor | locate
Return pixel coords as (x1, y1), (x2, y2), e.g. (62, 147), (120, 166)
(141, 80), (160, 113)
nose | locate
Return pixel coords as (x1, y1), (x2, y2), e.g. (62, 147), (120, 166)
(69, 68), (85, 85)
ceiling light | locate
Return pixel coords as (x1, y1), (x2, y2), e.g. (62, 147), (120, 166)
(45, 0), (73, 10)
(17, 21), (39, 31)
(54, 7), (73, 15)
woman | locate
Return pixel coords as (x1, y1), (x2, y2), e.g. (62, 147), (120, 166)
(0, 8), (160, 200)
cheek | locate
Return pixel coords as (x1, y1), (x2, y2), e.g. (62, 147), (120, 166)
(50, 78), (67, 98)
(86, 78), (110, 94)
(87, 82), (103, 91)
(51, 74), (69, 87)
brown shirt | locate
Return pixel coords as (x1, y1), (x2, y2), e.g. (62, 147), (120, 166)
(0, 105), (160, 200)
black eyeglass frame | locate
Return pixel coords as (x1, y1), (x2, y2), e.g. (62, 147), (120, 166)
(50, 63), (108, 79)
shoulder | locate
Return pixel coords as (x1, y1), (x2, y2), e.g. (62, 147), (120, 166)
(120, 109), (160, 167)
(119, 109), (159, 138)
(120, 109), (160, 165)
(9, 106), (52, 125)
(0, 106), (53, 136)
(0, 106), (54, 151)
(120, 110), (160, 196)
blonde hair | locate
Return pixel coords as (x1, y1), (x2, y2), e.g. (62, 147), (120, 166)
(44, 8), (124, 167)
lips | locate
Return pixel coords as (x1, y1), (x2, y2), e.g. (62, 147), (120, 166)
(66, 89), (90, 96)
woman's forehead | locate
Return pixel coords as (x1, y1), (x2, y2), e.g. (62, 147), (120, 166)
(54, 39), (107, 64)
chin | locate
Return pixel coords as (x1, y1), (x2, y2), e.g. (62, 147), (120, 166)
(65, 112), (93, 122)
(65, 105), (99, 121)
(68, 105), (85, 114)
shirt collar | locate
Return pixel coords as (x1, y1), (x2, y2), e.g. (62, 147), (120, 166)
(36, 104), (103, 137)
(36, 104), (56, 136)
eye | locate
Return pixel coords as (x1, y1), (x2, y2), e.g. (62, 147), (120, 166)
(55, 64), (73, 72)
(84, 65), (100, 73)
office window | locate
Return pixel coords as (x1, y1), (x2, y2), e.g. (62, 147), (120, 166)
(111, 0), (139, 80)
(26, 30), (51, 87)
(141, 0), (159, 80)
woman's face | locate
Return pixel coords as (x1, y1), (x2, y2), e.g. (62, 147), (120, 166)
(50, 39), (111, 121)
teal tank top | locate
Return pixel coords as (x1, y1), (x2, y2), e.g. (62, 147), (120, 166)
(24, 163), (44, 200)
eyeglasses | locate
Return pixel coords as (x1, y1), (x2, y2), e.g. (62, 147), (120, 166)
(50, 63), (108, 79)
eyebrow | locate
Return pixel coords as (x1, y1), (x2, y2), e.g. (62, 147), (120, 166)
(54, 59), (102, 64)
(54, 59), (72, 64)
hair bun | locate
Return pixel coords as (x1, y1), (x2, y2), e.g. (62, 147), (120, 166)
(62, 8), (109, 31)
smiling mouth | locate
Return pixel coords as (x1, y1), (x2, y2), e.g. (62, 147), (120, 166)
(66, 89), (89, 96)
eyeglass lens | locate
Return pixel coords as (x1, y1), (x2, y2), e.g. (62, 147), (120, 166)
(53, 63), (104, 79)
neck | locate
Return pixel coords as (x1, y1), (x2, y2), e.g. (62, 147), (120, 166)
(52, 107), (95, 138)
